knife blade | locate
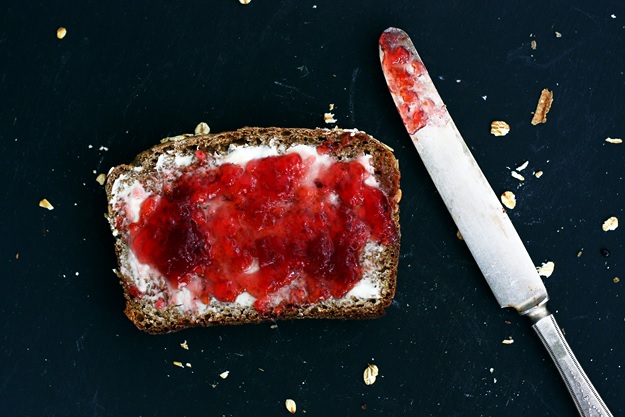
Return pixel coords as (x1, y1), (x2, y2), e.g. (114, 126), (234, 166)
(379, 27), (613, 417)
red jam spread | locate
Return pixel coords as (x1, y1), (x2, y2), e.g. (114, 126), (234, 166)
(380, 29), (430, 134)
(128, 148), (398, 313)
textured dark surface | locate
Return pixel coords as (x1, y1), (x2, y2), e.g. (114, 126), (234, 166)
(1, 1), (624, 416)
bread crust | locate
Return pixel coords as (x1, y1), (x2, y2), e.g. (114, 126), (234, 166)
(106, 127), (401, 334)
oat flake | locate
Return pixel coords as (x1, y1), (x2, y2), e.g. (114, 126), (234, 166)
(363, 364), (379, 385)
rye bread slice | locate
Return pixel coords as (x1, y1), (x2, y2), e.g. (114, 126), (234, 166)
(106, 127), (401, 334)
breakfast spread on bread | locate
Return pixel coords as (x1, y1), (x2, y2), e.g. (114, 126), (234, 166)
(106, 127), (401, 333)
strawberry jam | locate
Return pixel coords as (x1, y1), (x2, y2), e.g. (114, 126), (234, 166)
(380, 28), (429, 134)
(129, 149), (398, 313)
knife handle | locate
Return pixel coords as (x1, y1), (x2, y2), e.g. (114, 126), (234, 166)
(532, 314), (613, 417)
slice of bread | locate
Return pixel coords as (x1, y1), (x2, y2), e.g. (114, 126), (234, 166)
(106, 127), (401, 334)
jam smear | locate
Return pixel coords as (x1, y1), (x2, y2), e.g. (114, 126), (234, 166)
(129, 151), (398, 313)
(380, 29), (429, 134)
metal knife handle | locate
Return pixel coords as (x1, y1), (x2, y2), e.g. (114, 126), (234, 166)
(531, 312), (613, 417)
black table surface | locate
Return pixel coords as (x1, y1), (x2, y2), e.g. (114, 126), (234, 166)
(2, 1), (624, 416)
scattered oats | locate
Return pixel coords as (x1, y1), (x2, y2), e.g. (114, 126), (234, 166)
(173, 361), (184, 368)
(531, 88), (553, 125)
(502, 338), (514, 345)
(456, 230), (464, 240)
(239, 0), (251, 4)
(516, 161), (529, 171)
(501, 191), (517, 209)
(194, 122), (210, 135)
(180, 340), (189, 350)
(363, 364), (379, 386)
(537, 261), (555, 278)
(219, 370), (230, 379)
(96, 173), (106, 185)
(605, 137), (623, 144)
(323, 112), (337, 124)
(511, 171), (525, 181)
(614, 277), (620, 284)
(285, 399), (297, 414)
(39, 199), (54, 210)
(602, 216), (619, 231)
(531, 39), (537, 50)
(534, 170), (544, 178)
(555, 31), (562, 38)
(56, 27), (67, 39)
(490, 121), (510, 136)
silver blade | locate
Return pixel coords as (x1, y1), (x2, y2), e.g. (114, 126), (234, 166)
(379, 27), (547, 314)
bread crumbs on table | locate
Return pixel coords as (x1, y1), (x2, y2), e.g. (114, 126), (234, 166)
(96, 173), (106, 185)
(56, 27), (67, 39)
(534, 170), (544, 178)
(324, 112), (337, 124)
(173, 361), (184, 368)
(490, 121), (510, 136)
(613, 277), (620, 284)
(285, 399), (297, 414)
(180, 340), (189, 350)
(537, 261), (555, 278)
(219, 370), (230, 379)
(39, 199), (54, 210)
(501, 191), (516, 209)
(511, 171), (525, 181)
(239, 0), (251, 4)
(605, 137), (623, 144)
(602, 216), (618, 231)
(363, 364), (379, 385)
(531, 89), (553, 125)
(502, 338), (514, 345)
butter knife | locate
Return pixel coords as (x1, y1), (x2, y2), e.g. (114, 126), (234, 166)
(379, 27), (613, 417)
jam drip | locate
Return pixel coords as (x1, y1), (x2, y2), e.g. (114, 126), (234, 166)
(129, 151), (398, 313)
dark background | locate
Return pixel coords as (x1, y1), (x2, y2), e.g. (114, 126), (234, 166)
(1, 1), (624, 416)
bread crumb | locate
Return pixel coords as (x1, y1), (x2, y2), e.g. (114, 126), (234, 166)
(456, 230), (464, 240)
(516, 161), (529, 171)
(537, 261), (555, 278)
(39, 199), (54, 210)
(614, 277), (620, 284)
(219, 370), (230, 379)
(173, 361), (184, 368)
(56, 27), (67, 39)
(285, 399), (297, 414)
(329, 103), (334, 111)
(531, 89), (553, 125)
(195, 122), (210, 135)
(185, 362), (192, 368)
(490, 121), (510, 136)
(555, 31), (562, 38)
(239, 0), (251, 4)
(577, 249), (583, 257)
(363, 364), (379, 385)
(511, 171), (525, 181)
(324, 112), (337, 124)
(534, 170), (544, 178)
(15, 252), (20, 260)
(605, 137), (623, 144)
(502, 338), (514, 345)
(602, 216), (618, 231)
(501, 191), (516, 209)
(180, 340), (189, 350)
(530, 39), (537, 50)
(96, 173), (106, 185)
